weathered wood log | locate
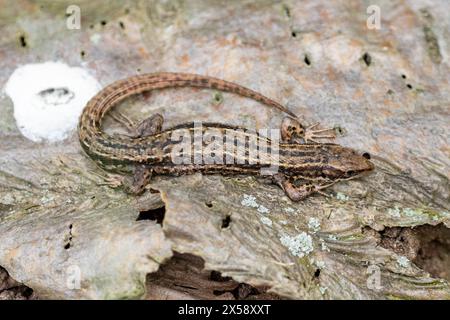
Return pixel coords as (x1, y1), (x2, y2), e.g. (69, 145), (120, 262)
(0, 0), (449, 299)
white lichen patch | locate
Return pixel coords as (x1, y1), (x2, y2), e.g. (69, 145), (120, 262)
(40, 194), (54, 204)
(308, 217), (321, 233)
(403, 208), (416, 217)
(336, 192), (349, 201)
(90, 33), (102, 44)
(320, 240), (330, 252)
(241, 194), (271, 214)
(319, 286), (328, 295)
(257, 205), (269, 214)
(4, 61), (100, 142)
(389, 206), (444, 222)
(284, 207), (295, 214)
(241, 194), (259, 208)
(315, 260), (325, 269)
(397, 256), (410, 268)
(328, 234), (337, 241)
(260, 216), (273, 227)
(1, 193), (15, 205)
(388, 206), (401, 218)
(280, 232), (314, 258)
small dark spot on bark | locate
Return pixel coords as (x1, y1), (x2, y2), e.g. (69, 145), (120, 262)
(291, 31), (297, 38)
(213, 289), (223, 296)
(80, 50), (85, 58)
(137, 206), (165, 225)
(89, 24), (94, 29)
(406, 84), (413, 89)
(125, 8), (130, 14)
(362, 52), (371, 66)
(387, 89), (394, 95)
(64, 224), (73, 250)
(401, 74), (407, 79)
(232, 283), (259, 299)
(212, 92), (223, 105)
(314, 268), (321, 278)
(210, 270), (231, 282)
(221, 215), (231, 228)
(304, 54), (311, 66)
(205, 201), (213, 208)
(335, 126), (346, 136)
(119, 21), (125, 29)
(22, 287), (34, 298)
(101, 20), (107, 26)
(213, 283), (258, 299)
(19, 35), (27, 47)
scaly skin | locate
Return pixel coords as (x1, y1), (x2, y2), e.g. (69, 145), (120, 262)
(78, 72), (374, 200)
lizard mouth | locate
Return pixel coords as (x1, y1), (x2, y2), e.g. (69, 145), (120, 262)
(341, 167), (374, 180)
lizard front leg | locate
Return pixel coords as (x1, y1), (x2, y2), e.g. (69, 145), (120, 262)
(281, 117), (335, 144)
(273, 174), (334, 201)
(123, 165), (153, 195)
(111, 113), (164, 194)
(110, 112), (164, 138)
(133, 113), (164, 137)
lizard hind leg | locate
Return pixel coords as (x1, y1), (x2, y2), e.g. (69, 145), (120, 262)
(281, 117), (335, 144)
(272, 174), (331, 201)
(110, 112), (164, 138)
(123, 165), (153, 195)
(134, 113), (164, 138)
(281, 117), (306, 143)
(110, 110), (137, 132)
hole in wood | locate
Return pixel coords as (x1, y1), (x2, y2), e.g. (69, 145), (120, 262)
(19, 35), (27, 47)
(362, 52), (371, 66)
(137, 206), (165, 225)
(304, 54), (311, 66)
(221, 215), (231, 228)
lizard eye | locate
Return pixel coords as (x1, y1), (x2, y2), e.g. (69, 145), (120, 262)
(347, 170), (355, 176)
(362, 152), (371, 159)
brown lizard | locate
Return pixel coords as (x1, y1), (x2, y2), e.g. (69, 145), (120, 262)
(78, 72), (373, 201)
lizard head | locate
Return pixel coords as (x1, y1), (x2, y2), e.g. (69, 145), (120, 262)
(319, 145), (374, 181)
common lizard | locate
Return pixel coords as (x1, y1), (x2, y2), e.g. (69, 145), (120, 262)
(78, 72), (374, 200)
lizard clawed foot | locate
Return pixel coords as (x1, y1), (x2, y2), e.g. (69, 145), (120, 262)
(110, 111), (136, 132)
(303, 122), (336, 143)
(110, 111), (164, 139)
(281, 117), (335, 144)
(313, 181), (337, 197)
(134, 113), (164, 138)
(91, 166), (153, 195)
(123, 165), (153, 195)
(97, 173), (125, 189)
(272, 174), (336, 201)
